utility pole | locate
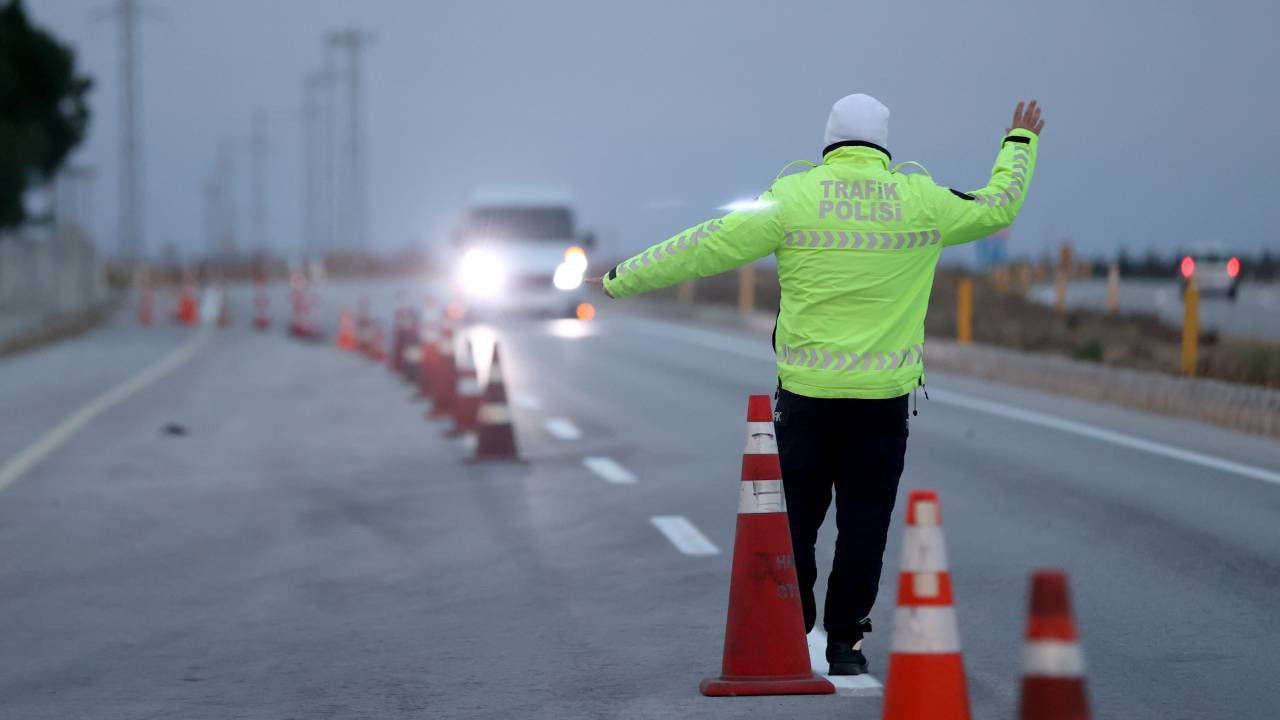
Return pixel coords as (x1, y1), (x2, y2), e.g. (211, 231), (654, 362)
(202, 176), (219, 261)
(327, 27), (374, 253)
(98, 0), (148, 265)
(249, 110), (268, 255)
(323, 52), (338, 256)
(302, 72), (323, 258)
(215, 138), (237, 259)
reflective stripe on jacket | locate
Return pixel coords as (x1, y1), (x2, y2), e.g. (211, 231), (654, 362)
(604, 128), (1039, 399)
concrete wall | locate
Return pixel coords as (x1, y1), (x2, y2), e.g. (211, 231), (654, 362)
(0, 224), (110, 348)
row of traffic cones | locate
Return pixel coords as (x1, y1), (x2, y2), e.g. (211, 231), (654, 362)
(702, 395), (1090, 719)
(338, 297), (522, 463)
(139, 275), (276, 332)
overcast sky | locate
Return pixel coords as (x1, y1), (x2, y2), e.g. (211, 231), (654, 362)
(28, 0), (1280, 262)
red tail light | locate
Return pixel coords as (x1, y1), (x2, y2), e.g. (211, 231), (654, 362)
(1180, 256), (1195, 278)
(1227, 256), (1241, 278)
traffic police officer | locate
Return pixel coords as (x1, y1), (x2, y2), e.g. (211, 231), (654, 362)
(592, 94), (1044, 675)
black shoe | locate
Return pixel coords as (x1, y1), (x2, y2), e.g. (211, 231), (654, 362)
(826, 639), (868, 676)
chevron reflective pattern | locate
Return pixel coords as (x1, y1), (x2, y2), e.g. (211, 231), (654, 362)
(972, 144), (1029, 207)
(776, 343), (925, 371)
(616, 220), (723, 277)
(782, 228), (940, 250)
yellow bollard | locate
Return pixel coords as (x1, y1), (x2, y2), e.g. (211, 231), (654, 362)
(1181, 279), (1199, 376)
(738, 264), (756, 315)
(994, 266), (1010, 295)
(1054, 242), (1073, 316)
(1018, 265), (1032, 295)
(957, 277), (973, 345)
(1107, 262), (1120, 315)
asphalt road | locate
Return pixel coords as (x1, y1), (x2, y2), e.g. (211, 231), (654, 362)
(1, 281), (1278, 719)
(1029, 278), (1280, 341)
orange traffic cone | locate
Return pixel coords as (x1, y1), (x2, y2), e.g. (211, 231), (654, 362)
(429, 323), (457, 419)
(416, 313), (440, 400)
(253, 283), (270, 330)
(390, 307), (406, 375)
(1019, 571), (1090, 720)
(399, 308), (420, 384)
(700, 395), (834, 697)
(883, 490), (970, 720)
(138, 284), (153, 326)
(470, 343), (521, 462)
(177, 285), (198, 326)
(336, 309), (357, 351)
(355, 297), (372, 352)
(217, 287), (231, 328)
(446, 336), (481, 438)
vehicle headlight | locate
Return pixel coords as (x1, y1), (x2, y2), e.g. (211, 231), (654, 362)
(553, 261), (583, 290)
(459, 248), (506, 297)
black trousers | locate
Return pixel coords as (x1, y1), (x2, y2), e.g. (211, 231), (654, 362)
(773, 387), (909, 644)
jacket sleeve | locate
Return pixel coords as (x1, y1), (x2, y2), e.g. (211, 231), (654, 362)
(933, 128), (1039, 247)
(603, 191), (783, 298)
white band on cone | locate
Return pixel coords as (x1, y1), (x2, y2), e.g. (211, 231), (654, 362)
(738, 479), (786, 514)
(900, 527), (949, 572)
(404, 346), (422, 363)
(744, 422), (778, 454)
(478, 404), (511, 424)
(912, 571), (941, 598)
(459, 378), (481, 395)
(1023, 640), (1085, 677)
(890, 606), (961, 653)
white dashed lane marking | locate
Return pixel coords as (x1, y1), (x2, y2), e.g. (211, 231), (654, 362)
(650, 516), (719, 556)
(582, 456), (637, 484)
(807, 629), (883, 697)
(544, 417), (581, 440)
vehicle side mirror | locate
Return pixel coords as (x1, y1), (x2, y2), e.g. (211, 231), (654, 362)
(581, 231), (596, 249)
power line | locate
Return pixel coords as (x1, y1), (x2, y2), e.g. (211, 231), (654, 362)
(249, 110), (268, 254)
(326, 26), (374, 253)
(96, 0), (151, 264)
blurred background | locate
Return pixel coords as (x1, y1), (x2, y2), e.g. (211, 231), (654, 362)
(4, 4), (1280, 719)
(3, 0), (1277, 381)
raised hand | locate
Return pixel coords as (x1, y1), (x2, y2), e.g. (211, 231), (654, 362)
(1007, 99), (1045, 135)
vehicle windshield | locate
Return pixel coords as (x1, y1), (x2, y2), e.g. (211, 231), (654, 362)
(466, 207), (574, 241)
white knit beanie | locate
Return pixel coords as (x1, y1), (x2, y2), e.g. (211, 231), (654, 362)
(824, 94), (890, 150)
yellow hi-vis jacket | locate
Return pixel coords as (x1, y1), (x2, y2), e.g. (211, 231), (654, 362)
(603, 129), (1039, 399)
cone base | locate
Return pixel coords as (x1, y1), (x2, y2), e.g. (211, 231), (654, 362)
(699, 674), (834, 697)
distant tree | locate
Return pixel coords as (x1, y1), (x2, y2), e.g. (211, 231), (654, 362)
(0, 0), (92, 229)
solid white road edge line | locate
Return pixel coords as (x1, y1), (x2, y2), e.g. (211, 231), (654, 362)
(582, 456), (637, 484)
(544, 417), (582, 440)
(807, 629), (883, 697)
(650, 516), (719, 556)
(623, 316), (1280, 488)
(928, 389), (1280, 487)
(0, 329), (212, 494)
